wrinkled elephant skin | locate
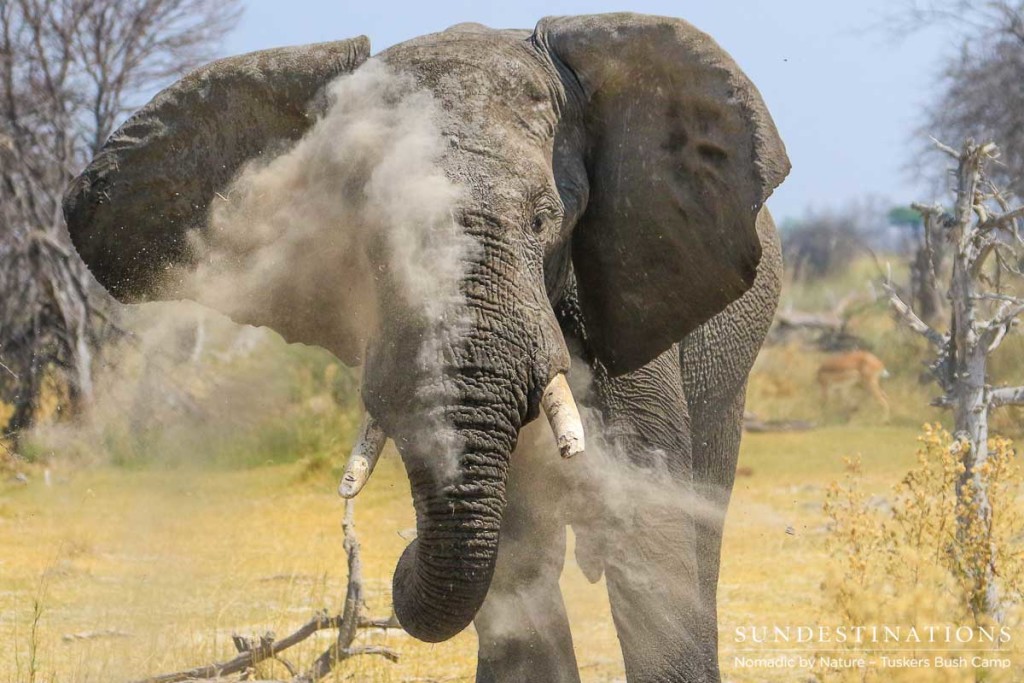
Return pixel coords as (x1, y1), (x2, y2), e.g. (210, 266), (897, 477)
(64, 13), (788, 683)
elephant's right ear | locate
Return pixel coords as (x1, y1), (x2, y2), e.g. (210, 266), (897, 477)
(537, 14), (788, 376)
(63, 37), (371, 304)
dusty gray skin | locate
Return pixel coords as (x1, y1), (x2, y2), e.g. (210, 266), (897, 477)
(64, 13), (788, 682)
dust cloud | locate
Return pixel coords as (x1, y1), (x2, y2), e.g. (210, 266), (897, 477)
(476, 354), (729, 658)
(174, 58), (480, 478)
(568, 357), (725, 613)
(26, 60), (480, 469)
(180, 58), (475, 370)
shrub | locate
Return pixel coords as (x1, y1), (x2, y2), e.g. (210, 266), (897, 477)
(820, 425), (1024, 681)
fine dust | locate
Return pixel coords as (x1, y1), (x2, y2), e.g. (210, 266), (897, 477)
(181, 58), (475, 371)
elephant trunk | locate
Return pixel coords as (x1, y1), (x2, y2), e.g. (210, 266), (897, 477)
(361, 216), (575, 641)
(390, 364), (523, 642)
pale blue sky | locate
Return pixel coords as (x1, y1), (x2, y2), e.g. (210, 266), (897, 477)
(225, 1), (953, 223)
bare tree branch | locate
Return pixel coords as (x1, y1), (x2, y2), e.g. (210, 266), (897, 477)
(979, 204), (1024, 230)
(885, 283), (945, 347)
(930, 136), (963, 159)
(985, 301), (1024, 330)
(990, 386), (1024, 407)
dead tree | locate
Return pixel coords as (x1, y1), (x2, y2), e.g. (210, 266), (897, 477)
(887, 139), (1024, 620)
(134, 500), (400, 683)
(895, 1), (1024, 197)
(0, 0), (240, 446)
(909, 210), (947, 325)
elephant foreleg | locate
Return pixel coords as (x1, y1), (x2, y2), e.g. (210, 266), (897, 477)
(587, 346), (706, 682)
(687, 386), (746, 683)
(680, 208), (783, 682)
(602, 493), (705, 682)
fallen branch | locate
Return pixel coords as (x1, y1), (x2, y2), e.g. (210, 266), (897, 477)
(769, 289), (878, 351)
(774, 309), (844, 330)
(61, 628), (131, 642)
(133, 500), (399, 683)
(131, 614), (341, 683)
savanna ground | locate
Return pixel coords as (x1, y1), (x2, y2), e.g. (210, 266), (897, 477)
(2, 259), (1023, 682)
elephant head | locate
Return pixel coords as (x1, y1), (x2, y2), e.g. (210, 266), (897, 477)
(63, 13), (788, 643)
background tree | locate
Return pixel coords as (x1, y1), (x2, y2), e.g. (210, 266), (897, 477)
(890, 204), (947, 324)
(782, 210), (863, 282)
(888, 139), (1024, 621)
(781, 199), (896, 282)
(0, 0), (240, 447)
(898, 1), (1024, 196)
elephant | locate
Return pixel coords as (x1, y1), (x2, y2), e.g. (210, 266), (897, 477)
(63, 12), (789, 683)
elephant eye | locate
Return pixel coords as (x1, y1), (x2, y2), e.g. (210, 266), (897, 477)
(529, 191), (563, 236)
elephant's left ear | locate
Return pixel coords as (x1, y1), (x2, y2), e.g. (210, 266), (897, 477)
(536, 14), (789, 375)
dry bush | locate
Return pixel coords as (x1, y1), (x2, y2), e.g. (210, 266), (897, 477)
(820, 426), (1024, 681)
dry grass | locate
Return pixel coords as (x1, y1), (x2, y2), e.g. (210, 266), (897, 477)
(3, 422), (988, 682)
(2, 259), (1021, 681)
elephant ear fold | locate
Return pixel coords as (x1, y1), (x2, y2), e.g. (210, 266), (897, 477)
(537, 14), (789, 376)
(63, 37), (371, 304)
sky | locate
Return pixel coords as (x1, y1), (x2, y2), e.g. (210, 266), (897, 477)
(224, 1), (955, 224)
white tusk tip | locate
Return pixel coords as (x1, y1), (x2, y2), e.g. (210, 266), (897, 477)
(557, 435), (584, 459)
(541, 373), (586, 460)
(338, 458), (370, 498)
(338, 415), (387, 498)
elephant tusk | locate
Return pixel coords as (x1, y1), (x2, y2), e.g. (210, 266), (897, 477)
(541, 373), (585, 458)
(338, 414), (388, 498)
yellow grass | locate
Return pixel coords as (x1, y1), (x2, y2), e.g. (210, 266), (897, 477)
(2, 259), (1021, 681)
(3, 423), (981, 683)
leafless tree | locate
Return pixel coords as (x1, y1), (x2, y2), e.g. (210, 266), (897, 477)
(887, 139), (1024, 620)
(0, 0), (240, 446)
(898, 1), (1024, 196)
(908, 214), (947, 324)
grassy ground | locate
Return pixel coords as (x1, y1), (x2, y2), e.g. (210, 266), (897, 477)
(2, 421), (976, 683)
(2, 262), (1022, 681)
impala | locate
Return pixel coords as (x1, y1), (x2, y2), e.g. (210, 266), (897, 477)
(816, 350), (890, 422)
